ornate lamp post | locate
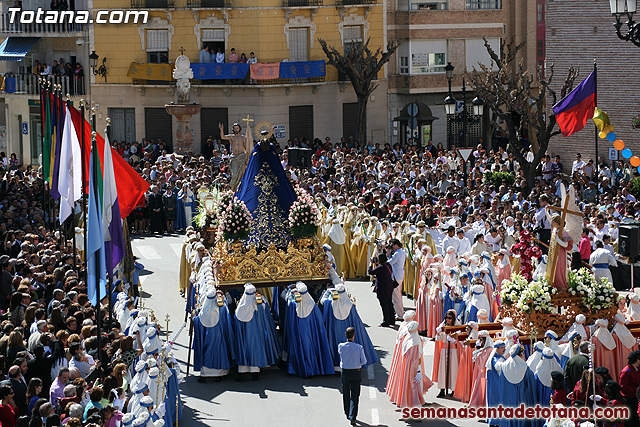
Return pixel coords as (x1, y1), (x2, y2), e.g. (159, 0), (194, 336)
(609, 0), (640, 46)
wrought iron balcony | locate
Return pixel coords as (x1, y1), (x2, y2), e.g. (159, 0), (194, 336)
(131, 0), (175, 8)
(186, 0), (230, 6)
(335, 0), (376, 5)
(0, 12), (86, 35)
(281, 0), (322, 7)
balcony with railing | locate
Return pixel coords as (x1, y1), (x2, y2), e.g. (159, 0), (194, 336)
(281, 0), (322, 7)
(186, 0), (230, 7)
(0, 12), (86, 35)
(335, 0), (376, 5)
(130, 0), (175, 8)
(132, 75), (326, 86)
(0, 74), (84, 96)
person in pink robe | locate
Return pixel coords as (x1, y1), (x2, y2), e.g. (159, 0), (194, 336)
(453, 322), (479, 403)
(496, 249), (512, 293)
(426, 265), (443, 338)
(386, 310), (416, 404)
(386, 321), (434, 408)
(593, 319), (618, 379)
(415, 261), (433, 333)
(432, 309), (460, 398)
(468, 332), (496, 408)
(611, 313), (639, 377)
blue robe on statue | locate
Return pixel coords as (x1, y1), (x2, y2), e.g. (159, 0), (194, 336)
(174, 194), (186, 231)
(320, 291), (379, 369)
(234, 298), (281, 368)
(235, 142), (297, 251)
(443, 288), (455, 320)
(193, 298), (235, 373)
(284, 290), (334, 378)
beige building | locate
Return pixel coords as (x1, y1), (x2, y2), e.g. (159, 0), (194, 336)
(90, 0), (388, 154)
(387, 0), (541, 150)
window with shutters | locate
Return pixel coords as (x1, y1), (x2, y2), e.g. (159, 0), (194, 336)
(146, 29), (169, 63)
(288, 28), (309, 62)
(411, 40), (447, 74)
(289, 105), (314, 142)
(399, 57), (409, 74)
(201, 29), (226, 57)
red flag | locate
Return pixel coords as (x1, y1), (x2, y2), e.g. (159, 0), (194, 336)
(68, 105), (149, 219)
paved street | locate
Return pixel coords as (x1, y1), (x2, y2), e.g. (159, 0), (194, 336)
(132, 234), (484, 427)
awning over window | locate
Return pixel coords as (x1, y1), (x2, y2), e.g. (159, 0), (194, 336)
(0, 37), (39, 61)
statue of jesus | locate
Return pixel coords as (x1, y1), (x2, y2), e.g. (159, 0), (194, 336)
(219, 122), (253, 190)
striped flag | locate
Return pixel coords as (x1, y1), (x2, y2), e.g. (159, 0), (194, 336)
(87, 136), (107, 306)
(102, 133), (125, 277)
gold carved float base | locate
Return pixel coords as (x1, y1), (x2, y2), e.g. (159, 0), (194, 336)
(500, 291), (618, 337)
(213, 237), (329, 287)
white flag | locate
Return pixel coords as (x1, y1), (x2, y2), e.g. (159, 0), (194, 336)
(58, 106), (82, 224)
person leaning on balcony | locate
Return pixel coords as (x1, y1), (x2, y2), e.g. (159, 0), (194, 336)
(32, 61), (42, 75)
(199, 46), (211, 64)
(228, 48), (238, 63)
(40, 63), (51, 76)
(215, 48), (224, 64)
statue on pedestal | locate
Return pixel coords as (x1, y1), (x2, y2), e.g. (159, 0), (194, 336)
(173, 54), (193, 104)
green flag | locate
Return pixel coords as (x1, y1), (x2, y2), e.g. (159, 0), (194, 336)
(42, 91), (51, 181)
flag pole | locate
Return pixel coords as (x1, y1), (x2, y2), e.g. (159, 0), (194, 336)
(594, 60), (598, 205)
(39, 78), (45, 230)
(55, 85), (63, 246)
(105, 117), (113, 328)
(91, 109), (104, 368)
(80, 100), (88, 285)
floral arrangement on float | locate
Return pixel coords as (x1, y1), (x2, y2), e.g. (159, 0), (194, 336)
(288, 186), (321, 239)
(218, 197), (252, 242)
(568, 268), (617, 311)
(501, 274), (556, 314)
(509, 230), (542, 280)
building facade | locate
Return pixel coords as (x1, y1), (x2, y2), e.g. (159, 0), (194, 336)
(89, 0), (387, 154)
(546, 0), (640, 163)
(0, 0), (90, 165)
(387, 0), (539, 150)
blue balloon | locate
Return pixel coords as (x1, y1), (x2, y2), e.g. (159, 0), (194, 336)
(638, 166), (640, 174)
(622, 148), (633, 159)
(606, 132), (617, 142)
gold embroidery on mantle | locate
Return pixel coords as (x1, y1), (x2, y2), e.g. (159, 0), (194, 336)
(248, 162), (291, 249)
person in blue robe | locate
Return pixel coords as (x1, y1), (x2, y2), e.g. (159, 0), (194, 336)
(234, 284), (281, 381)
(466, 282), (492, 324)
(320, 283), (379, 370)
(283, 282), (334, 378)
(442, 268), (456, 318)
(533, 347), (562, 409)
(163, 366), (182, 427)
(454, 275), (470, 323)
(192, 288), (235, 382)
(559, 331), (581, 370)
(486, 340), (506, 426)
(174, 190), (187, 231)
(498, 344), (538, 427)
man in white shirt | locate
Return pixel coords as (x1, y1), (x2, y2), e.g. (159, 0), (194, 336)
(571, 153), (585, 175)
(589, 240), (617, 285)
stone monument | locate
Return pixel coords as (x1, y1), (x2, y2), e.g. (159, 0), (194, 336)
(165, 49), (201, 155)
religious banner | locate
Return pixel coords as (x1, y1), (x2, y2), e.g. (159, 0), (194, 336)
(126, 62), (173, 81)
(250, 62), (280, 80)
(279, 60), (326, 79)
(190, 63), (249, 80)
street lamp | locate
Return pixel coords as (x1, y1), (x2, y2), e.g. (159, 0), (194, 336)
(444, 62), (456, 150)
(609, 0), (640, 46)
(472, 96), (485, 117)
(89, 50), (108, 82)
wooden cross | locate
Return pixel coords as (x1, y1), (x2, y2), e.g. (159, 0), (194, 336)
(546, 197), (582, 286)
(241, 114), (254, 125)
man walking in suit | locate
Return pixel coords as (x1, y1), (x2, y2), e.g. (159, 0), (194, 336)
(338, 327), (367, 425)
